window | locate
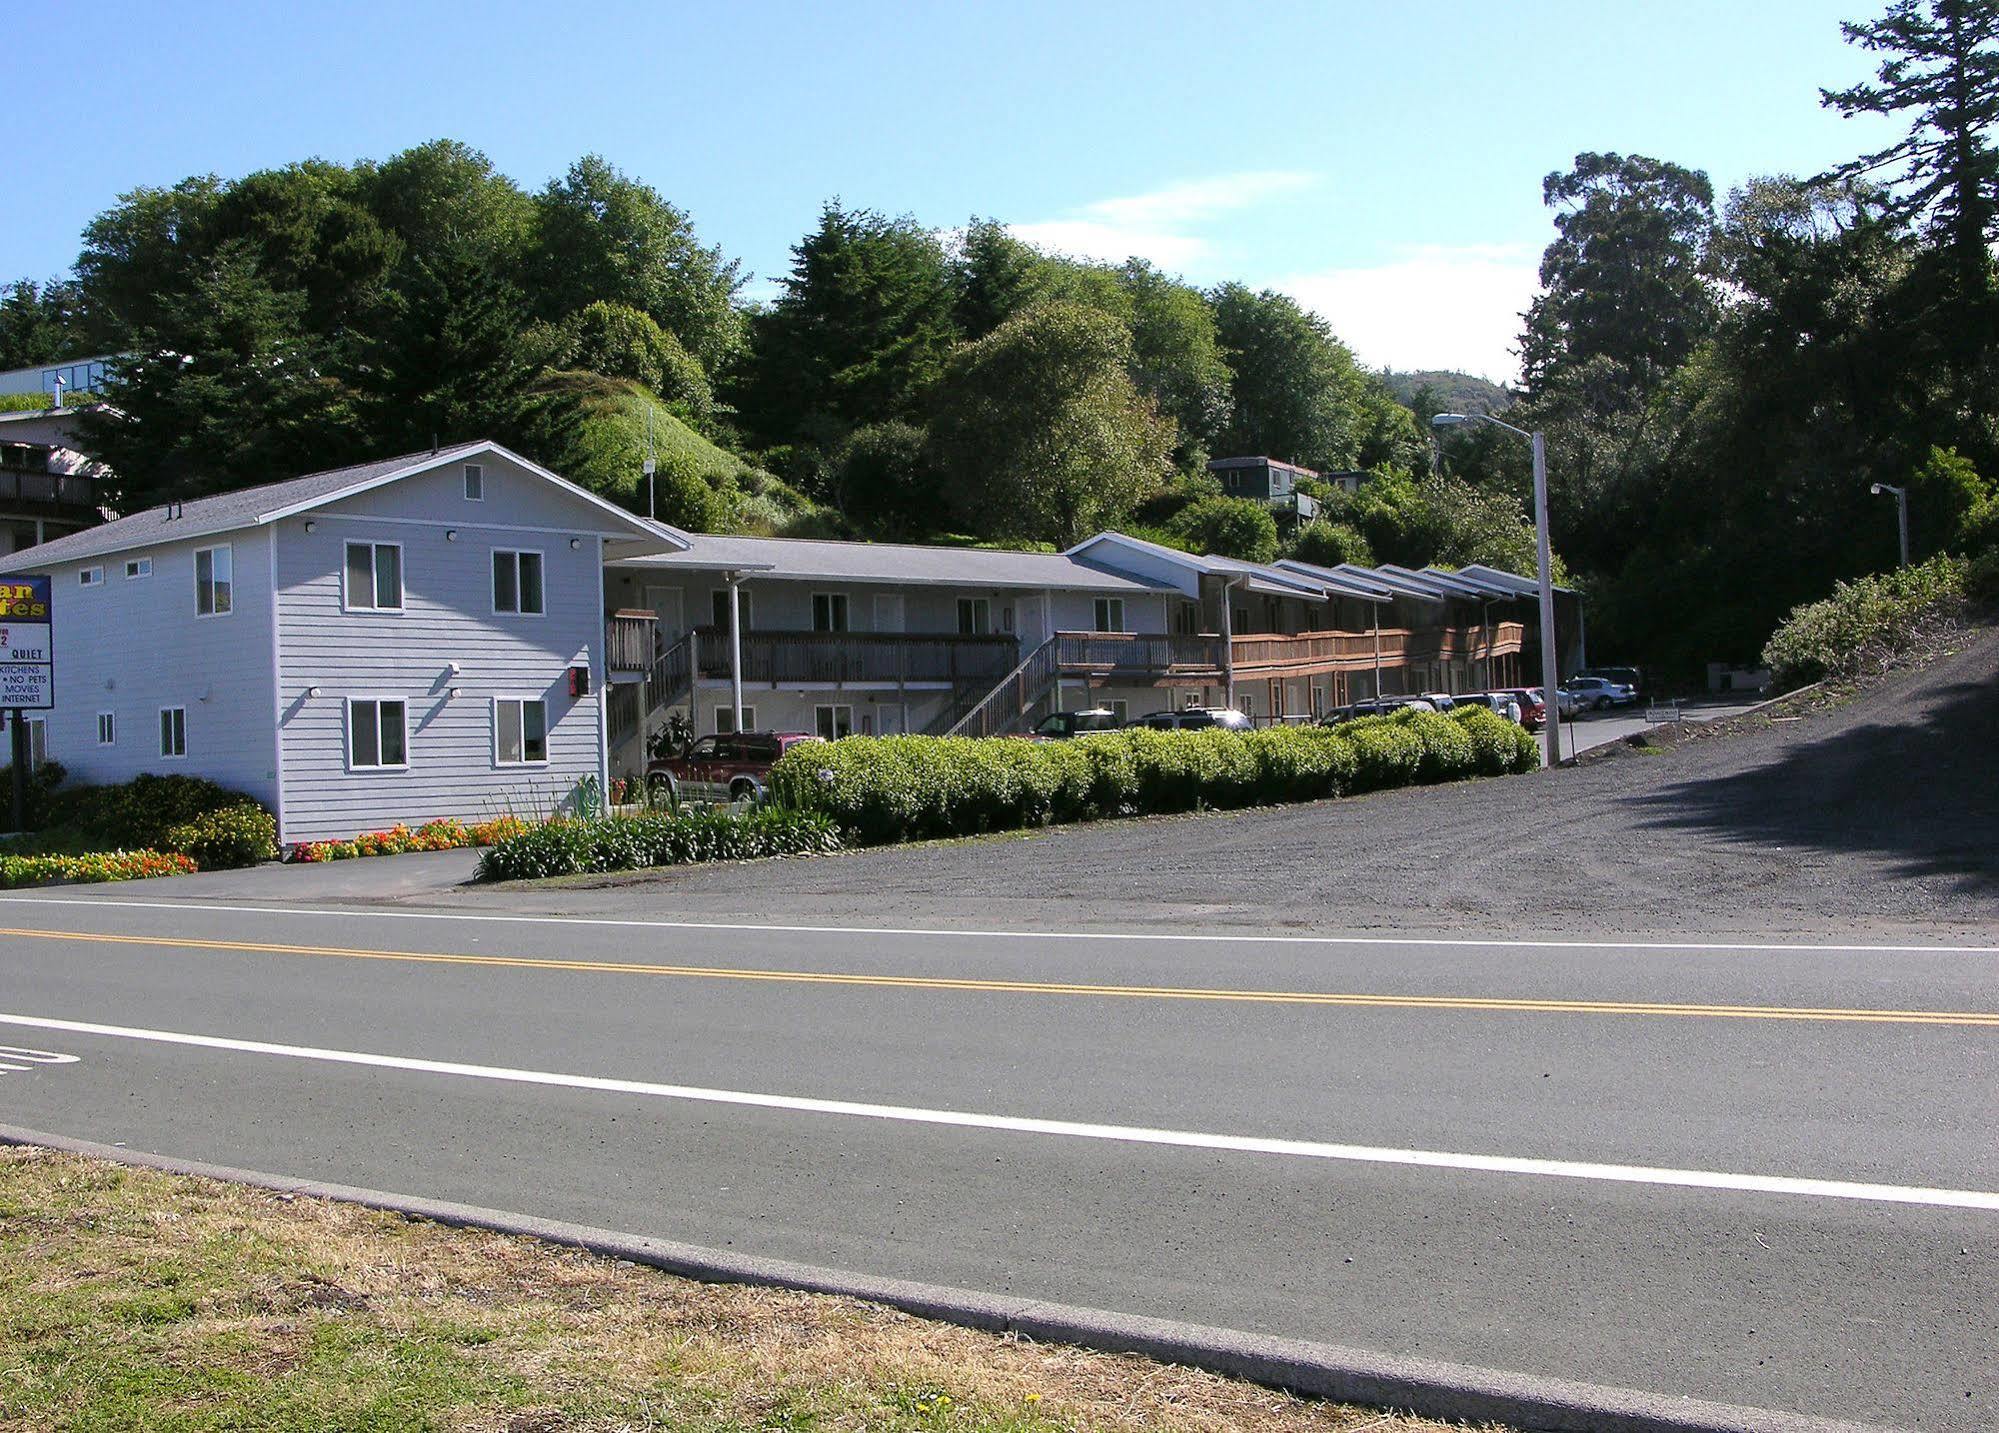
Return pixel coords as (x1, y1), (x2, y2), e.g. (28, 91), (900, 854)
(999, 605), (1015, 633)
(96, 712), (115, 746)
(344, 541), (404, 611)
(714, 705), (757, 734)
(1109, 700), (1129, 724)
(348, 698), (408, 770)
(1172, 601), (1200, 636)
(463, 463), (484, 501)
(956, 597), (990, 635)
(124, 558), (152, 580)
(159, 707), (186, 759)
(812, 592), (849, 632)
(1093, 598), (1125, 632)
(78, 566), (103, 587)
(710, 587), (753, 629)
(194, 545), (232, 616)
(492, 549), (544, 615)
(494, 697), (548, 765)
(815, 704), (852, 741)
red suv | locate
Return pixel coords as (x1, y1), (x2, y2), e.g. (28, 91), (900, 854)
(646, 732), (819, 805)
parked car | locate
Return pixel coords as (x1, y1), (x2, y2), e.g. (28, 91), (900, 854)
(1127, 707), (1253, 732)
(646, 731), (820, 805)
(1459, 691), (1524, 724)
(1321, 695), (1437, 725)
(1491, 687), (1546, 730)
(1562, 676), (1637, 711)
(1032, 708), (1125, 739)
(1534, 685), (1582, 719)
(1578, 665), (1643, 698)
(1419, 692), (1458, 712)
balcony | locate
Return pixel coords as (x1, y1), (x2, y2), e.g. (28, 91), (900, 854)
(1049, 622), (1526, 685)
(688, 626), (1019, 687)
(0, 466), (98, 516)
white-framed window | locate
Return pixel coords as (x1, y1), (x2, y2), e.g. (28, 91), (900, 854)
(78, 566), (103, 587)
(346, 697), (408, 771)
(343, 541), (404, 612)
(957, 597), (991, 635)
(491, 549), (544, 615)
(815, 704), (852, 741)
(159, 706), (186, 759)
(812, 592), (849, 632)
(194, 545), (232, 616)
(1093, 597), (1126, 632)
(714, 705), (758, 734)
(96, 712), (115, 746)
(463, 463), (484, 501)
(494, 697), (548, 765)
(124, 557), (152, 580)
(710, 587), (753, 629)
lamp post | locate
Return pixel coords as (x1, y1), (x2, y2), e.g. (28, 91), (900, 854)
(1869, 483), (1909, 568)
(1432, 412), (1562, 768)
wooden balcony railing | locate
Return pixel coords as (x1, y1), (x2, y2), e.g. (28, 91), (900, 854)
(0, 467), (96, 510)
(1052, 630), (1227, 679)
(604, 610), (658, 673)
(1033, 622), (1528, 684)
(687, 627), (1018, 687)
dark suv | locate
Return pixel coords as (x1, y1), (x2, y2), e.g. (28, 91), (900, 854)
(1032, 709), (1124, 739)
(646, 732), (819, 804)
(1127, 707), (1252, 731)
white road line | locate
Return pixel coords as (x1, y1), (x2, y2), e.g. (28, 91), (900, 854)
(5, 1009), (1995, 1213)
(0, 894), (1994, 955)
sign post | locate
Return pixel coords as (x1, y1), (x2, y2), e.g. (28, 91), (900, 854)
(0, 575), (54, 831)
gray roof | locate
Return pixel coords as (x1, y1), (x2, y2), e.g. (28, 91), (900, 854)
(0, 441), (676, 573)
(1457, 562), (1578, 598)
(1268, 558), (1398, 602)
(1063, 531), (1326, 598)
(621, 532), (1172, 594)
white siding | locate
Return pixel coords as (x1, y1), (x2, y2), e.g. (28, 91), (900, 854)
(274, 457), (614, 842)
(28, 536), (279, 808)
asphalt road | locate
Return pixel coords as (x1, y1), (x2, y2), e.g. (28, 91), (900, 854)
(1, 890), (1993, 1430)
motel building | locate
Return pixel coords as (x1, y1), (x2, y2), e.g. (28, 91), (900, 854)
(0, 441), (1574, 846)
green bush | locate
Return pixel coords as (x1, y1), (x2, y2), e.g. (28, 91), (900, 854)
(1760, 555), (1967, 690)
(1967, 549), (1999, 605)
(475, 806), (842, 882)
(43, 773), (257, 849)
(160, 802), (278, 870)
(770, 714), (1531, 846)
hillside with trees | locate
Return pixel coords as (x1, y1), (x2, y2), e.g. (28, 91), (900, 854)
(2, 0), (1992, 680)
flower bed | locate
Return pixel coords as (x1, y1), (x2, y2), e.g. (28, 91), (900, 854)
(0, 850), (199, 889)
(475, 807), (842, 882)
(768, 706), (1538, 845)
(292, 816), (529, 863)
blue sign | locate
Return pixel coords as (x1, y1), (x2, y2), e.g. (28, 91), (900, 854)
(0, 574), (53, 710)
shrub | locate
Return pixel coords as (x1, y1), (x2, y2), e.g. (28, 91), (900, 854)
(475, 806), (843, 882)
(1760, 555), (1967, 690)
(44, 773), (254, 849)
(769, 717), (1526, 844)
(0, 849), (197, 889)
(291, 814), (532, 862)
(160, 803), (277, 870)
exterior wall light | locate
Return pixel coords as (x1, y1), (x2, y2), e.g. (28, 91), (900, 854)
(446, 529), (459, 541)
(570, 537), (581, 550)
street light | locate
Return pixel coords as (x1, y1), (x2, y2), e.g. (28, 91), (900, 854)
(1869, 483), (1909, 568)
(1432, 411), (1562, 768)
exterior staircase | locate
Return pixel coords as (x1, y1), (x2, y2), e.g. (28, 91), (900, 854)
(943, 635), (1063, 737)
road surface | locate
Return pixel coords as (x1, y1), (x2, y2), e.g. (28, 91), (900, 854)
(0, 887), (1992, 1430)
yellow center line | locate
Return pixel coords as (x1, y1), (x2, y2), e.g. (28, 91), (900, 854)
(1, 925), (1994, 1027)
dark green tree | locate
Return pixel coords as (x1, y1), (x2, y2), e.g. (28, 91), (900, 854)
(929, 302), (1172, 545)
(1519, 152), (1718, 403)
(826, 420), (948, 539)
(949, 218), (1050, 339)
(1169, 494), (1279, 562)
(0, 279), (89, 371)
(1209, 283), (1371, 470)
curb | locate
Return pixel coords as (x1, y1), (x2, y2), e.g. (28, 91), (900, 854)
(0, 1124), (1877, 1433)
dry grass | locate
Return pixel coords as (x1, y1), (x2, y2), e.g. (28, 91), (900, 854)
(0, 1146), (1481, 1433)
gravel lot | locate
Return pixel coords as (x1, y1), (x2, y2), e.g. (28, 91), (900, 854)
(473, 625), (1999, 941)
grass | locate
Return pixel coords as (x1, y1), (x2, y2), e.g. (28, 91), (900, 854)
(0, 1147), (1476, 1433)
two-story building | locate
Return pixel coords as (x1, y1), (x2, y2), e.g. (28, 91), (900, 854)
(2, 437), (1568, 845)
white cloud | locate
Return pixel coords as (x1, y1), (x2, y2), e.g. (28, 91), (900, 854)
(1009, 171), (1316, 270)
(1276, 244), (1542, 382)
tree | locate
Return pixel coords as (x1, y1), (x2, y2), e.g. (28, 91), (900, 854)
(733, 203), (957, 459)
(929, 302), (1172, 545)
(536, 301), (713, 420)
(1169, 495), (1278, 563)
(1117, 260), (1231, 465)
(827, 421), (948, 539)
(1519, 152), (1718, 403)
(1821, 0), (1999, 301)
(530, 156), (743, 370)
(949, 218), (1049, 339)
(1286, 521), (1374, 568)
(1209, 284), (1372, 470)
(0, 279), (88, 371)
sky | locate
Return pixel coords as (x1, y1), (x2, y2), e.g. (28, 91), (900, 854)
(3, 0), (1896, 383)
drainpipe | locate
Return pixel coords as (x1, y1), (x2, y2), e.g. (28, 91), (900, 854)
(726, 572), (746, 732)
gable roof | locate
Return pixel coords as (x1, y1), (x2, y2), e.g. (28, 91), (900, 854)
(0, 441), (685, 573)
(1063, 531), (1326, 598)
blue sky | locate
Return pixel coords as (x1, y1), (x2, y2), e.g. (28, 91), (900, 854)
(6, 0), (1892, 380)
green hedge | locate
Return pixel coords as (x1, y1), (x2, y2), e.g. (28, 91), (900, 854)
(475, 806), (842, 882)
(1761, 554), (1967, 690)
(43, 773), (260, 852)
(769, 707), (1537, 845)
